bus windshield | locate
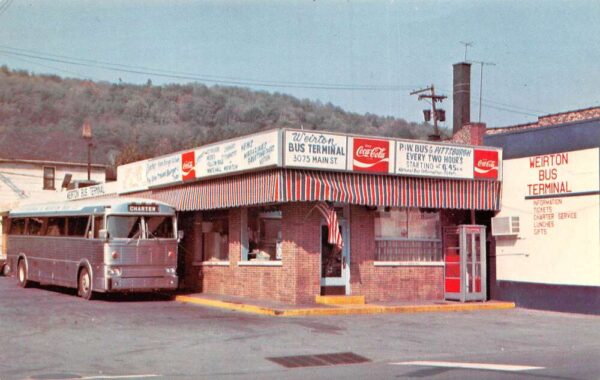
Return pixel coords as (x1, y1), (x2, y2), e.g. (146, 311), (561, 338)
(108, 216), (142, 239)
(146, 216), (175, 238)
(107, 215), (175, 239)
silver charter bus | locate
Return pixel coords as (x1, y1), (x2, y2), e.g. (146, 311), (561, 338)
(4, 198), (179, 299)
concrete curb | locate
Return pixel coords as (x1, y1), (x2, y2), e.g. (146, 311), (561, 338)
(175, 295), (516, 317)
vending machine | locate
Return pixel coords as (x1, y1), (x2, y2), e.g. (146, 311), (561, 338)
(443, 225), (487, 302)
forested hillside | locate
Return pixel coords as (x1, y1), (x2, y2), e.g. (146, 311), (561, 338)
(0, 67), (437, 169)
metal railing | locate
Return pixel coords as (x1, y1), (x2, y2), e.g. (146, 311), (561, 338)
(375, 237), (442, 262)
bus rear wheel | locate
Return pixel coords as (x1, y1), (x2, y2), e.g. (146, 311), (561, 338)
(78, 267), (93, 300)
(17, 259), (30, 288)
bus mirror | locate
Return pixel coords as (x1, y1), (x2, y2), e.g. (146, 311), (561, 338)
(177, 230), (184, 242)
(98, 229), (109, 241)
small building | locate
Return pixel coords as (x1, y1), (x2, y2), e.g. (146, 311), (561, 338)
(0, 158), (106, 255)
(485, 107), (600, 314)
(114, 128), (502, 304)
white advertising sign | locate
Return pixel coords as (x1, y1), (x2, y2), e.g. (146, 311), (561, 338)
(65, 182), (118, 201)
(284, 130), (347, 170)
(146, 154), (182, 188)
(196, 130), (279, 178)
(495, 148), (600, 286)
(524, 148), (599, 199)
(117, 160), (149, 194)
(395, 141), (474, 179)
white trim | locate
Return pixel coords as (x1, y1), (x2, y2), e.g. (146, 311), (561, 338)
(374, 261), (445, 267)
(200, 261), (230, 266)
(391, 361), (544, 372)
(238, 261), (282, 267)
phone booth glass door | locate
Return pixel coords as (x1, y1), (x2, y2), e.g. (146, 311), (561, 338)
(444, 225), (487, 302)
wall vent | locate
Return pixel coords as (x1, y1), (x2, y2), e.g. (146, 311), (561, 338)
(492, 216), (520, 236)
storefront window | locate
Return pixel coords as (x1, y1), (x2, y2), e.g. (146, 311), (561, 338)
(202, 210), (229, 261)
(242, 206), (282, 261)
(374, 208), (442, 262)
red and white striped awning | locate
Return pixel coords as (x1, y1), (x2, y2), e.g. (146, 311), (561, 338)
(281, 170), (501, 210)
(132, 169), (500, 211)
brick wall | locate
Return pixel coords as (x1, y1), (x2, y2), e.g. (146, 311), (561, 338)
(201, 203), (322, 304)
(486, 106), (600, 135)
(349, 205), (444, 303)
(199, 203), (451, 305)
(538, 107), (600, 126)
(451, 123), (487, 145)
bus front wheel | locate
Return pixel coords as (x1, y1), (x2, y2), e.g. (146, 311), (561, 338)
(17, 259), (30, 288)
(78, 267), (93, 300)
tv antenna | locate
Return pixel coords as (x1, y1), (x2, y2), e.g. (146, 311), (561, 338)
(468, 60), (497, 122)
(459, 41), (473, 61)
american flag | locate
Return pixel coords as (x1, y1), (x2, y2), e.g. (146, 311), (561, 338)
(315, 202), (343, 253)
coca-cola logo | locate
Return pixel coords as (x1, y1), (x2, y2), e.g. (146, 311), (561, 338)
(477, 159), (496, 169)
(474, 150), (499, 179)
(181, 151), (196, 181)
(353, 138), (390, 173)
(356, 146), (387, 159)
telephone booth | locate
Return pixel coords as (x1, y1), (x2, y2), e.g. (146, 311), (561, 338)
(443, 225), (487, 302)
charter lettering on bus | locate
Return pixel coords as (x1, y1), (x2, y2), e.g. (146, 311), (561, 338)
(128, 204), (159, 213)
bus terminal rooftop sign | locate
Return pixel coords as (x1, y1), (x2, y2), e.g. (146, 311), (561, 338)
(116, 128), (503, 195)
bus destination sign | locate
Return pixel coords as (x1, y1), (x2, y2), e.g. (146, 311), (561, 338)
(128, 204), (159, 213)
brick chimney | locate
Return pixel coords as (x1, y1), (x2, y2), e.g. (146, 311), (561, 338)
(450, 122), (486, 146)
(453, 62), (471, 134)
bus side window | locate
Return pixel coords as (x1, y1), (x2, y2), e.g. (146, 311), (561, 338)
(9, 218), (26, 235)
(46, 217), (66, 237)
(93, 216), (104, 238)
(27, 217), (46, 235)
(67, 216), (89, 237)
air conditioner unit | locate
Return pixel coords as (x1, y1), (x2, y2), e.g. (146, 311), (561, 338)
(491, 216), (520, 236)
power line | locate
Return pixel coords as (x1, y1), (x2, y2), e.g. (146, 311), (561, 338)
(0, 45), (546, 117)
(480, 98), (546, 114)
(0, 53), (91, 79)
(474, 101), (538, 117)
(0, 45), (423, 92)
(0, 0), (13, 17)
(438, 86), (542, 117)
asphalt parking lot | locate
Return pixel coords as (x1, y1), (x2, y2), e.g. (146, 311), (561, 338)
(0, 276), (599, 380)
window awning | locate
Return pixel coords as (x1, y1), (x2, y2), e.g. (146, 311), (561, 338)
(133, 169), (501, 211)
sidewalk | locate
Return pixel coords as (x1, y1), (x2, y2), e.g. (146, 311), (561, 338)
(175, 293), (515, 317)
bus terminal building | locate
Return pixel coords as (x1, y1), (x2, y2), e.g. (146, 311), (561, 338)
(104, 128), (502, 305)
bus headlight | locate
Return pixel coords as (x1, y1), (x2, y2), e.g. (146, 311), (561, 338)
(107, 267), (122, 276)
(165, 267), (176, 275)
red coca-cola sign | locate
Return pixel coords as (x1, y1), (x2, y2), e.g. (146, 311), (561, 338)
(181, 151), (196, 181)
(473, 149), (499, 179)
(352, 138), (390, 173)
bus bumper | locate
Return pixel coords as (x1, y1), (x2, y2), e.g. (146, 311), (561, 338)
(106, 276), (178, 292)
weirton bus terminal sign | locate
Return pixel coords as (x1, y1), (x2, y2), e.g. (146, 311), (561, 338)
(116, 129), (503, 195)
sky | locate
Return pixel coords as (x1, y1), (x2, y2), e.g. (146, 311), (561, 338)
(0, 0), (599, 129)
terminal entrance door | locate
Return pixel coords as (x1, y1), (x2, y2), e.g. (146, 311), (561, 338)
(443, 225), (486, 302)
(320, 219), (349, 295)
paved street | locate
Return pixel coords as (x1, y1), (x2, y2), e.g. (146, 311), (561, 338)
(0, 276), (599, 380)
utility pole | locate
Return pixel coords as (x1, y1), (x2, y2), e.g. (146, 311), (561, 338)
(410, 85), (447, 140)
(469, 60), (496, 122)
(81, 121), (93, 181)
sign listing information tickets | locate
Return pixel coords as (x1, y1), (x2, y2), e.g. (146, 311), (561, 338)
(117, 128), (502, 194)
